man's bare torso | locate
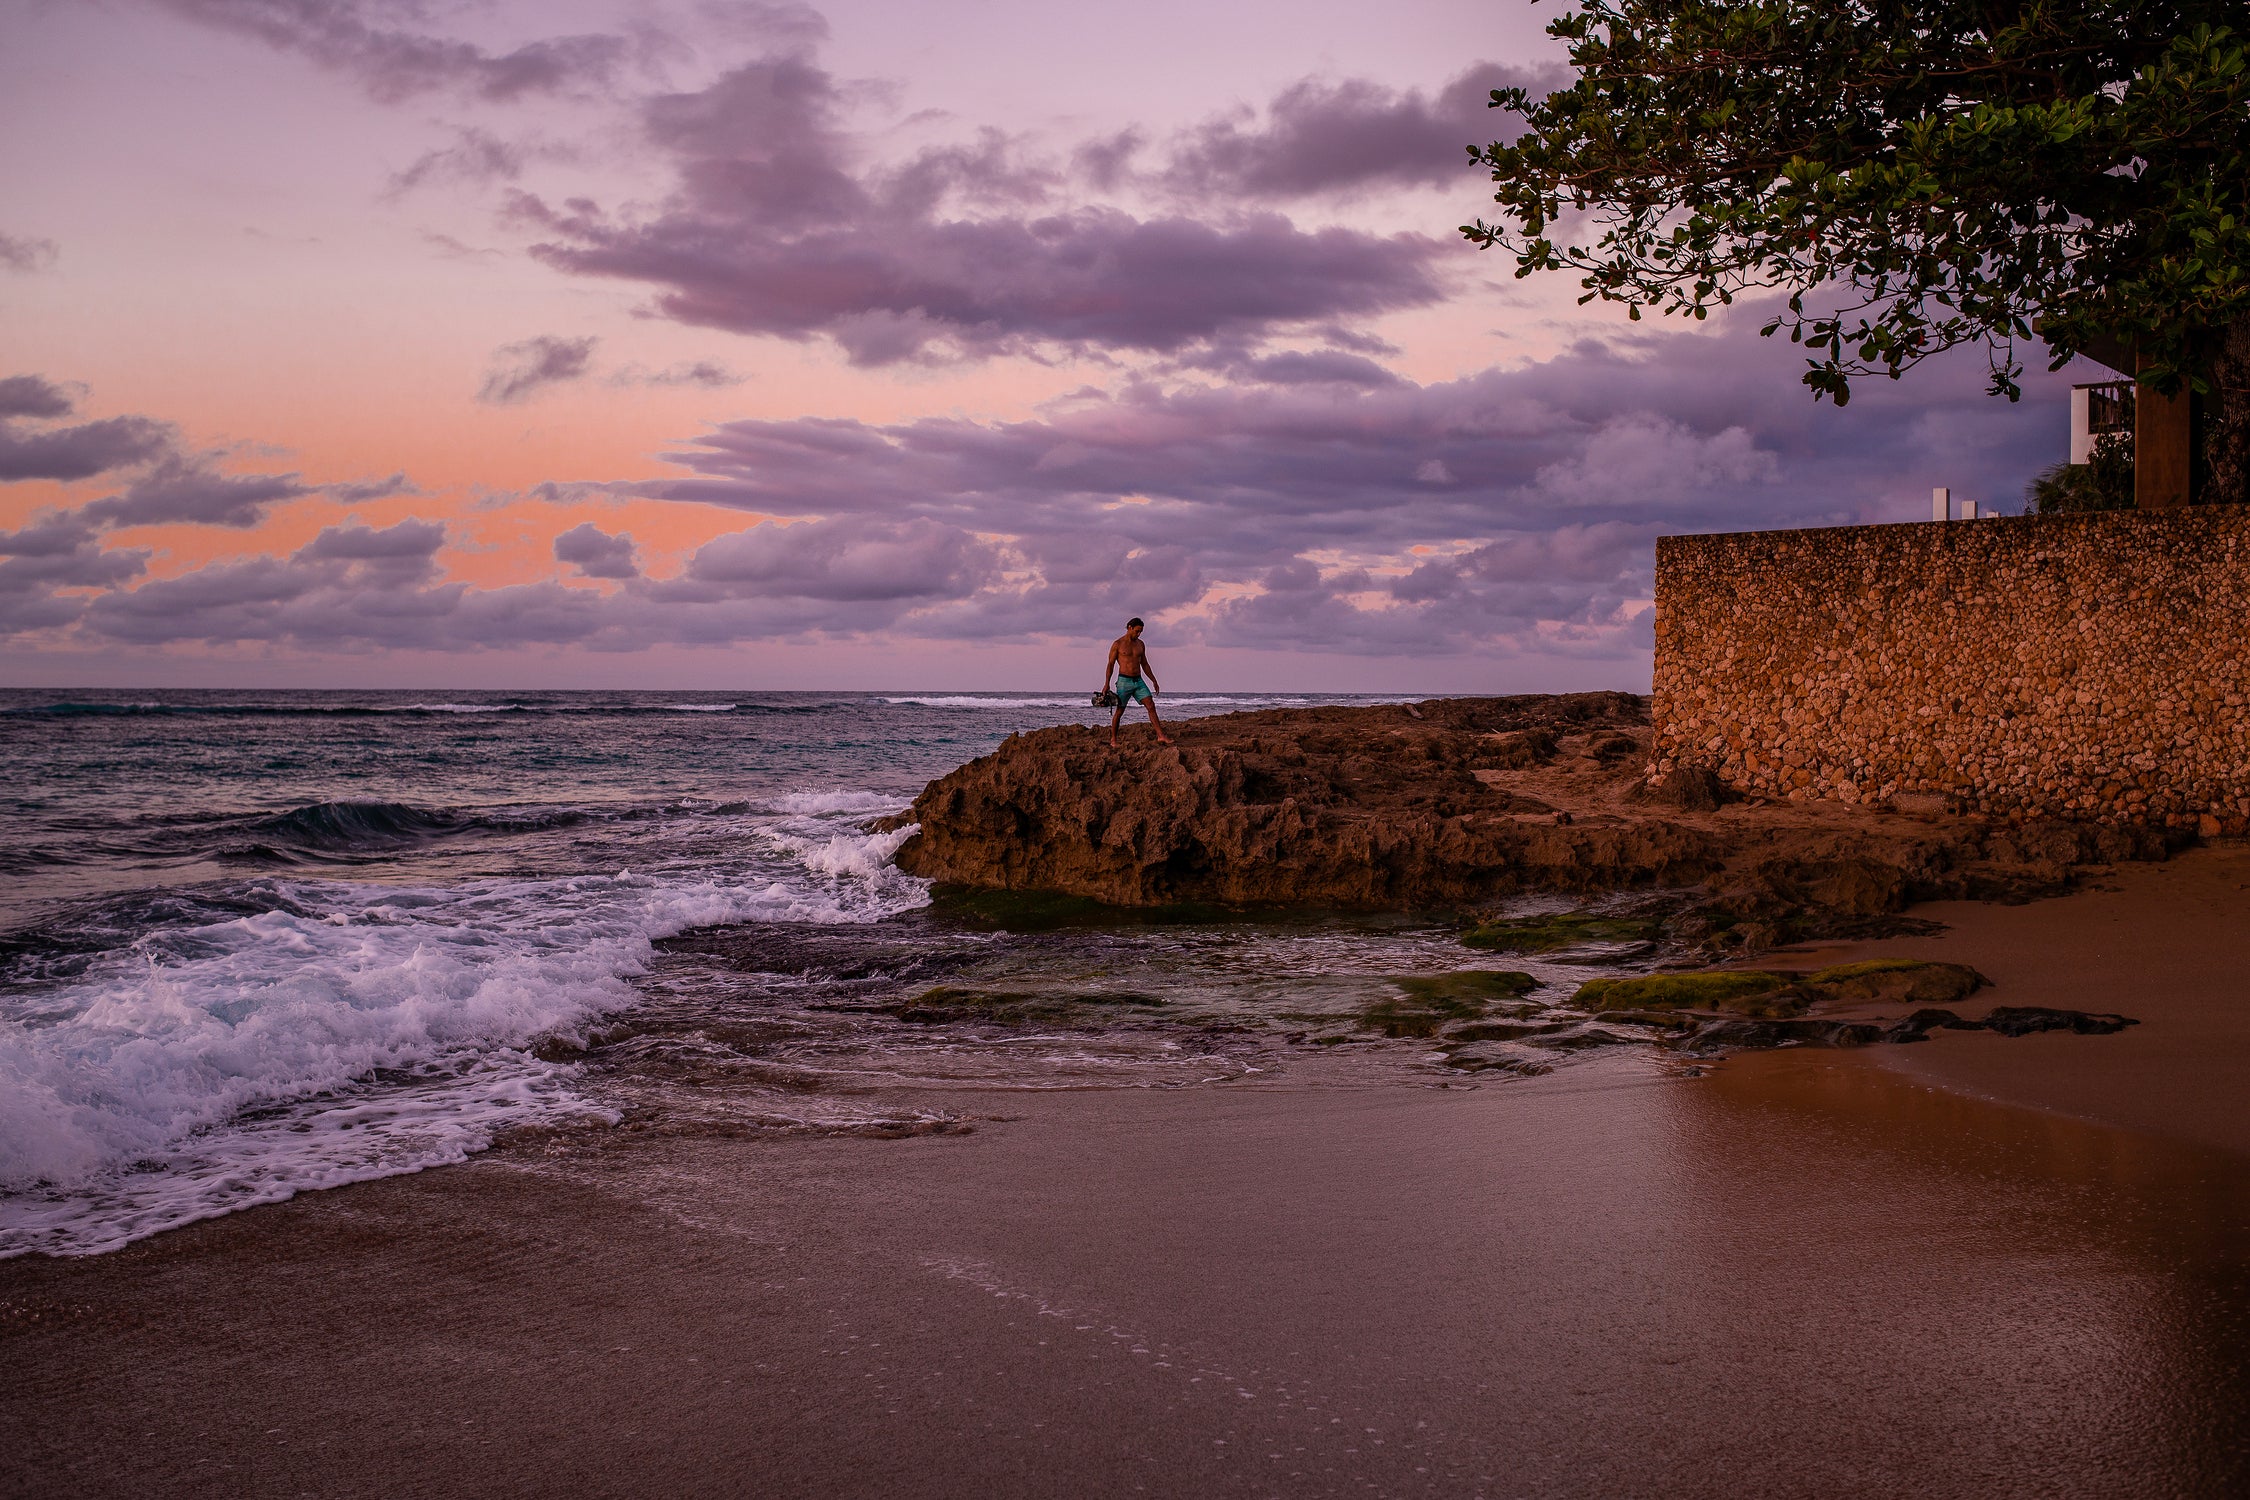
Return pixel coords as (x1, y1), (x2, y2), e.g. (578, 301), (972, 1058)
(1112, 635), (1150, 677)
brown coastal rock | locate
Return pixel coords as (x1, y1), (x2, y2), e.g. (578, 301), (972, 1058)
(893, 695), (2180, 947)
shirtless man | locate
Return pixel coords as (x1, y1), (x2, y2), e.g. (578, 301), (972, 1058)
(1102, 617), (1173, 747)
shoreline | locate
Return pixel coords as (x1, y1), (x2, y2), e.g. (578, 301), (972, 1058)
(7, 1039), (2248, 1499)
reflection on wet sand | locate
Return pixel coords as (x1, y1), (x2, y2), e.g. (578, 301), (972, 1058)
(1660, 1048), (2250, 1494)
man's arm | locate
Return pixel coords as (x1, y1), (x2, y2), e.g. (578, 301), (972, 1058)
(1103, 641), (1118, 685)
(1141, 651), (1157, 693)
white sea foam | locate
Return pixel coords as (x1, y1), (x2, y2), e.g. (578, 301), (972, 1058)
(0, 1062), (607, 1257)
(784, 825), (918, 880)
(0, 793), (926, 1257)
(393, 702), (527, 713)
(663, 703), (737, 712)
(766, 789), (902, 816)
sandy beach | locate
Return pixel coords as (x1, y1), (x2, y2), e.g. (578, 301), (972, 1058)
(1795, 839), (2250, 1160)
(7, 848), (2250, 1499)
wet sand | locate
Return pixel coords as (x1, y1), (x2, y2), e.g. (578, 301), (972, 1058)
(6, 1039), (2249, 1499)
(1793, 839), (2250, 1160)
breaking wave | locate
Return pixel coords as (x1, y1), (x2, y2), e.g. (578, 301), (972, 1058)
(0, 795), (925, 1257)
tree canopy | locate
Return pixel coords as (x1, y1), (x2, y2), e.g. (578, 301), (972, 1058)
(1463, 1), (2250, 408)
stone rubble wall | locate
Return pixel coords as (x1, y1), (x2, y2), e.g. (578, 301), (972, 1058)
(1649, 507), (2250, 835)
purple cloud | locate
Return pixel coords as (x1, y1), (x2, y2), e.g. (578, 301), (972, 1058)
(386, 127), (536, 198)
(1178, 345), (1408, 389)
(652, 318), (2051, 549)
(63, 509), (628, 651)
(616, 312), (2073, 652)
(327, 471), (421, 503)
(0, 234), (58, 273)
(147, 0), (644, 104)
(1159, 62), (1562, 200)
(516, 52), (1451, 366)
(0, 516), (148, 633)
(0, 374), (415, 528)
(81, 453), (315, 529)
(612, 360), (744, 389)
(672, 516), (994, 602)
(699, 2), (831, 51)
(163, 11), (1510, 370)
(0, 408), (175, 483)
(478, 335), (598, 404)
(296, 516), (444, 565)
(0, 515), (101, 558)
(553, 522), (639, 579)
(0, 376), (77, 420)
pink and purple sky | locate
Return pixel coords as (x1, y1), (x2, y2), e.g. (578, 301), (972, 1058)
(2, 0), (2084, 691)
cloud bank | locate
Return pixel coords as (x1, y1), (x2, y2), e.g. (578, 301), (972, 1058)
(1, 326), (2067, 661)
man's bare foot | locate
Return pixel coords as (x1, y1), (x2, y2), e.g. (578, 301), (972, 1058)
(1155, 735), (1175, 744)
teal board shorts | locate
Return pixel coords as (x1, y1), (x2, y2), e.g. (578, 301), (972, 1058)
(1113, 675), (1153, 704)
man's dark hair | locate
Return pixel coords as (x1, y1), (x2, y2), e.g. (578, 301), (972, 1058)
(1126, 617), (1144, 629)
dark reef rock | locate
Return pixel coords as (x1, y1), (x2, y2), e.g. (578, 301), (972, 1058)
(1980, 1005), (2139, 1037)
(1677, 1001), (2138, 1053)
(892, 694), (2178, 953)
(1685, 1017), (1892, 1049)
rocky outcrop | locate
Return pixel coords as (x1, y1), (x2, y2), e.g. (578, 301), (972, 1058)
(893, 694), (2178, 946)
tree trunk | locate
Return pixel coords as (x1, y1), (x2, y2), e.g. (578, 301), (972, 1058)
(2136, 350), (2194, 506)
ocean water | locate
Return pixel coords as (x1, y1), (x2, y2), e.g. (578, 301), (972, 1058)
(2, 687), (1659, 1258)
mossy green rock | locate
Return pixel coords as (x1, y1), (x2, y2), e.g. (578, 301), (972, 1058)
(1361, 970), (1539, 1038)
(1570, 959), (1986, 1020)
(1572, 970), (1806, 1017)
(1462, 912), (1662, 954)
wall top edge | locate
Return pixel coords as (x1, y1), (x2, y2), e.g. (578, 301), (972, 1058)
(1655, 502), (2250, 550)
